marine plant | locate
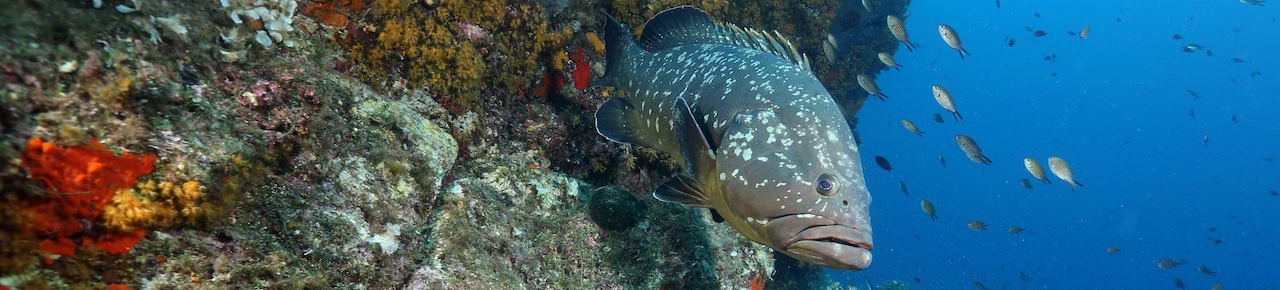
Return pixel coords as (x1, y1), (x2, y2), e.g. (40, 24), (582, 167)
(342, 0), (571, 112)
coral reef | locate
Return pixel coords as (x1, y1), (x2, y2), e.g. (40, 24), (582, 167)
(0, 0), (904, 288)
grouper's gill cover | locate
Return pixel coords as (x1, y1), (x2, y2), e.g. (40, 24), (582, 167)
(593, 6), (874, 270)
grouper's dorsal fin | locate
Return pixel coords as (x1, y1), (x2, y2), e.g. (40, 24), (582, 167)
(639, 6), (812, 72)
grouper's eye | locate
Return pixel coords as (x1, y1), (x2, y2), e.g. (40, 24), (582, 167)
(816, 173), (839, 196)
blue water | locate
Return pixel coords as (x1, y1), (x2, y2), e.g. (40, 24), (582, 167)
(826, 0), (1279, 288)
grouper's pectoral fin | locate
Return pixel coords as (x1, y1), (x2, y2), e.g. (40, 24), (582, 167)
(652, 96), (718, 208)
(655, 175), (711, 207)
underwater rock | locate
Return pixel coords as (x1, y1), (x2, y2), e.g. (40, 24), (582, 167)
(587, 185), (646, 232)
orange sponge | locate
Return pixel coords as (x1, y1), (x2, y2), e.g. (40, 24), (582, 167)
(20, 138), (156, 254)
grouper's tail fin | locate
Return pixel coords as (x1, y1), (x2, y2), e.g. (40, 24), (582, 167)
(593, 11), (643, 88)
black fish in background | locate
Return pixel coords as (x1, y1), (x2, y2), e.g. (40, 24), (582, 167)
(1173, 34), (1184, 40)
(995, 0), (1001, 9)
(875, 156), (895, 171)
(939, 155), (947, 167)
(934, 113), (945, 123)
(1231, 57), (1245, 63)
(1008, 38), (1017, 47)
(1033, 30), (1048, 37)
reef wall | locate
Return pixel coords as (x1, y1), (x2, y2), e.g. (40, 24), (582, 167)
(0, 0), (907, 288)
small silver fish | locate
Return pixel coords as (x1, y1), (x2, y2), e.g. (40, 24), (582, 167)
(956, 135), (992, 165)
(887, 15), (916, 51)
(939, 154), (946, 167)
(823, 34), (838, 64)
(932, 85), (962, 121)
(1203, 134), (1209, 147)
(1157, 258), (1183, 269)
(938, 24), (971, 59)
(901, 119), (924, 136)
(898, 180), (909, 196)
(1079, 26), (1091, 39)
(878, 52), (902, 71)
(862, 0), (875, 12)
(858, 74), (889, 101)
(967, 220), (988, 231)
(1048, 156), (1083, 191)
(920, 199), (938, 220)
(1239, 0), (1265, 6)
(1023, 158), (1051, 184)
(1198, 264), (1217, 276)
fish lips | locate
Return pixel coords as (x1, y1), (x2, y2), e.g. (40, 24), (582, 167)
(765, 214), (873, 270)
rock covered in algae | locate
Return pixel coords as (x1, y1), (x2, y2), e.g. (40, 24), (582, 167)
(587, 185), (647, 232)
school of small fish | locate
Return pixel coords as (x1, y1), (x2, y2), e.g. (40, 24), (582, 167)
(816, 1), (1263, 286)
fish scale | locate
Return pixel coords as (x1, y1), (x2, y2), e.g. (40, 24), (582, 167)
(594, 6), (874, 270)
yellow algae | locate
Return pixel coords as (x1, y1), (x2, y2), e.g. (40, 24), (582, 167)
(585, 32), (605, 56)
(551, 51), (569, 71)
(348, 0), (568, 111)
(101, 180), (209, 231)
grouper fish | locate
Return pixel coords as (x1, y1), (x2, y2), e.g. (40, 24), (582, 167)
(593, 6), (874, 270)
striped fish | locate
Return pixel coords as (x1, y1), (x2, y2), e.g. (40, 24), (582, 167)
(955, 135), (992, 165)
(931, 85), (962, 121)
(938, 24), (971, 59)
(900, 119), (923, 136)
(594, 6), (874, 270)
(878, 52), (902, 71)
(1048, 157), (1084, 191)
(1023, 157), (1051, 184)
(823, 34), (838, 64)
(887, 15), (916, 51)
(858, 74), (889, 101)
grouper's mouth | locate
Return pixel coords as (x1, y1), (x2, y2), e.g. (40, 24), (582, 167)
(764, 214), (873, 270)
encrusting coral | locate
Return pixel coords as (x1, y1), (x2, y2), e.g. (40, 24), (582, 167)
(341, 0), (570, 112)
(102, 180), (209, 232)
